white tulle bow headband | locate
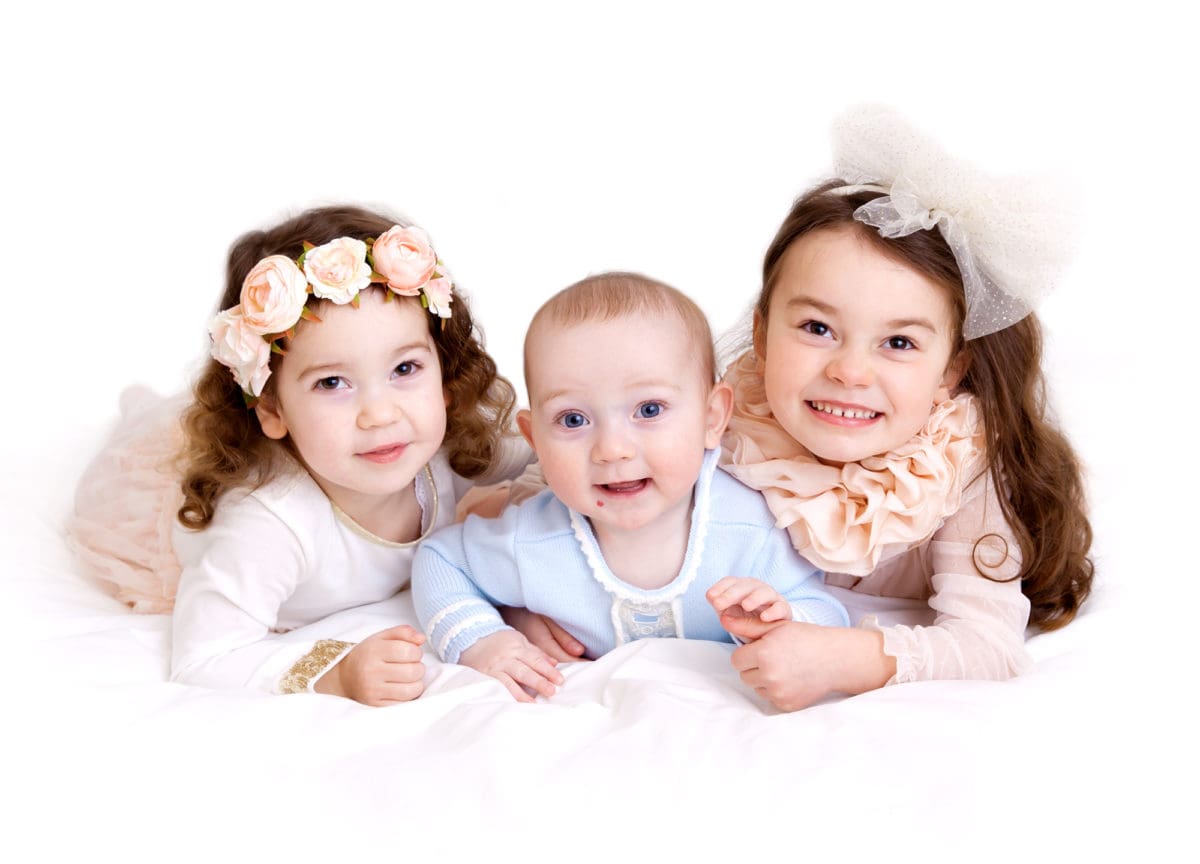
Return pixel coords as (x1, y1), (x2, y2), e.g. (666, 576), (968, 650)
(829, 106), (1075, 340)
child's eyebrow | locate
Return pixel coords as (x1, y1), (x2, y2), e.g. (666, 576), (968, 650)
(538, 379), (684, 404)
(786, 296), (938, 333)
(626, 378), (684, 392)
(295, 342), (432, 379)
(785, 295), (837, 314)
(885, 317), (938, 333)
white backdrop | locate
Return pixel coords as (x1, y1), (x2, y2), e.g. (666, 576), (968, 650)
(3, 0), (1195, 857)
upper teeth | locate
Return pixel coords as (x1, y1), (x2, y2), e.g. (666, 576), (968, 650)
(810, 401), (878, 419)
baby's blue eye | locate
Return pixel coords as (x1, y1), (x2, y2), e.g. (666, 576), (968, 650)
(886, 336), (915, 350)
(558, 412), (588, 429)
(394, 361), (417, 377)
(636, 402), (664, 419)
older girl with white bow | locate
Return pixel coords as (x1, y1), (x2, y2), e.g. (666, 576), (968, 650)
(710, 108), (1095, 710)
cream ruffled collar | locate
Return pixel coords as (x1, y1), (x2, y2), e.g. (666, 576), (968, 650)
(720, 352), (985, 576)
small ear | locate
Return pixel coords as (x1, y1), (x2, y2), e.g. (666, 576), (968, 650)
(935, 350), (970, 403)
(516, 409), (535, 450)
(254, 394), (289, 440)
(703, 382), (735, 449)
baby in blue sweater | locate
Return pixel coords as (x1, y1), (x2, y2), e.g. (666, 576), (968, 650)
(411, 272), (847, 701)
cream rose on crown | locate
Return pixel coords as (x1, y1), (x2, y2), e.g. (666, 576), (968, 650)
(303, 237), (371, 304)
(209, 307), (273, 397)
(209, 222), (455, 399)
(371, 225), (438, 295)
(240, 255), (310, 335)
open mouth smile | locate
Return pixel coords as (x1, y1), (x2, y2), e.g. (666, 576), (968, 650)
(596, 479), (649, 496)
(807, 400), (880, 421)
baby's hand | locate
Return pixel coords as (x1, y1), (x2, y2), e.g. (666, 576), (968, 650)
(315, 624), (426, 706)
(706, 577), (793, 636)
(459, 630), (564, 703)
(500, 606), (587, 663)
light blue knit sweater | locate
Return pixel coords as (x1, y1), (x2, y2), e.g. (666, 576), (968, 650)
(412, 450), (849, 663)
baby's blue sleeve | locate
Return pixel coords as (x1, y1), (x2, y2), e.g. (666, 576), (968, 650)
(411, 507), (528, 664)
(755, 525), (849, 628)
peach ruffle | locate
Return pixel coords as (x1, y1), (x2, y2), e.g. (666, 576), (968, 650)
(67, 387), (187, 613)
(719, 352), (985, 577)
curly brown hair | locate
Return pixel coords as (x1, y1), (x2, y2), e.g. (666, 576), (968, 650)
(753, 180), (1094, 631)
(177, 205), (516, 529)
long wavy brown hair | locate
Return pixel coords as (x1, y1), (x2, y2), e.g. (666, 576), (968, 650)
(752, 180), (1094, 631)
(177, 205), (517, 529)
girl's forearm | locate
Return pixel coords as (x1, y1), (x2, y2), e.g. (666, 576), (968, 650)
(833, 627), (896, 695)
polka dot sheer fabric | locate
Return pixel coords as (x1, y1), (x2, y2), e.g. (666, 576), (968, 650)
(830, 105), (1077, 340)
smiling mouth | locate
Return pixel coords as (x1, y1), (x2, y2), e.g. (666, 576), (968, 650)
(807, 400), (880, 420)
(597, 479), (649, 495)
(358, 444), (408, 464)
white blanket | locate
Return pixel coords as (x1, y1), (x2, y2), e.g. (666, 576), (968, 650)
(4, 474), (1173, 860)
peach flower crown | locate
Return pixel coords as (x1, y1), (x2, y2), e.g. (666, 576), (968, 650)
(208, 224), (454, 400)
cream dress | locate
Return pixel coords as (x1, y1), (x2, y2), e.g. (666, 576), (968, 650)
(67, 386), (531, 693)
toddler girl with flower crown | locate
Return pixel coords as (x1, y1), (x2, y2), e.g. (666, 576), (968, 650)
(69, 205), (529, 704)
(708, 107), (1096, 710)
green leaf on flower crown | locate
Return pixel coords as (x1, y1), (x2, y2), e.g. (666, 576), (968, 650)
(270, 341), (287, 356)
(299, 307), (322, 323)
(420, 294), (430, 309)
(365, 237), (376, 248)
(382, 289), (394, 303)
(302, 241), (315, 253)
(297, 251), (308, 269)
(241, 390), (259, 409)
(350, 293), (361, 309)
(432, 270), (443, 280)
(369, 270), (387, 283)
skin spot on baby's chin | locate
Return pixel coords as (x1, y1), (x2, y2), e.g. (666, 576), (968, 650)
(596, 500), (604, 507)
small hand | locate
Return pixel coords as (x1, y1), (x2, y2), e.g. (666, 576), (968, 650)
(706, 576), (793, 634)
(729, 623), (892, 712)
(459, 630), (565, 703)
(500, 606), (587, 663)
(316, 624), (426, 706)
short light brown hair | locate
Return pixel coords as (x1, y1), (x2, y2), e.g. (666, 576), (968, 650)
(524, 271), (716, 393)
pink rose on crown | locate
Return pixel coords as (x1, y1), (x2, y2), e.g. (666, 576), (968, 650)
(240, 255), (309, 335)
(304, 237), (371, 304)
(423, 272), (454, 318)
(372, 225), (437, 295)
(209, 308), (272, 396)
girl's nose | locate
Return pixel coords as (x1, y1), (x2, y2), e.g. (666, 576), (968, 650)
(825, 345), (874, 388)
(357, 388), (403, 430)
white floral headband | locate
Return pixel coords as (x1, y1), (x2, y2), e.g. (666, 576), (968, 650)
(827, 105), (1076, 340)
(209, 224), (454, 399)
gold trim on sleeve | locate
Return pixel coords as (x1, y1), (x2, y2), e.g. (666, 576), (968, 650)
(278, 639), (355, 694)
